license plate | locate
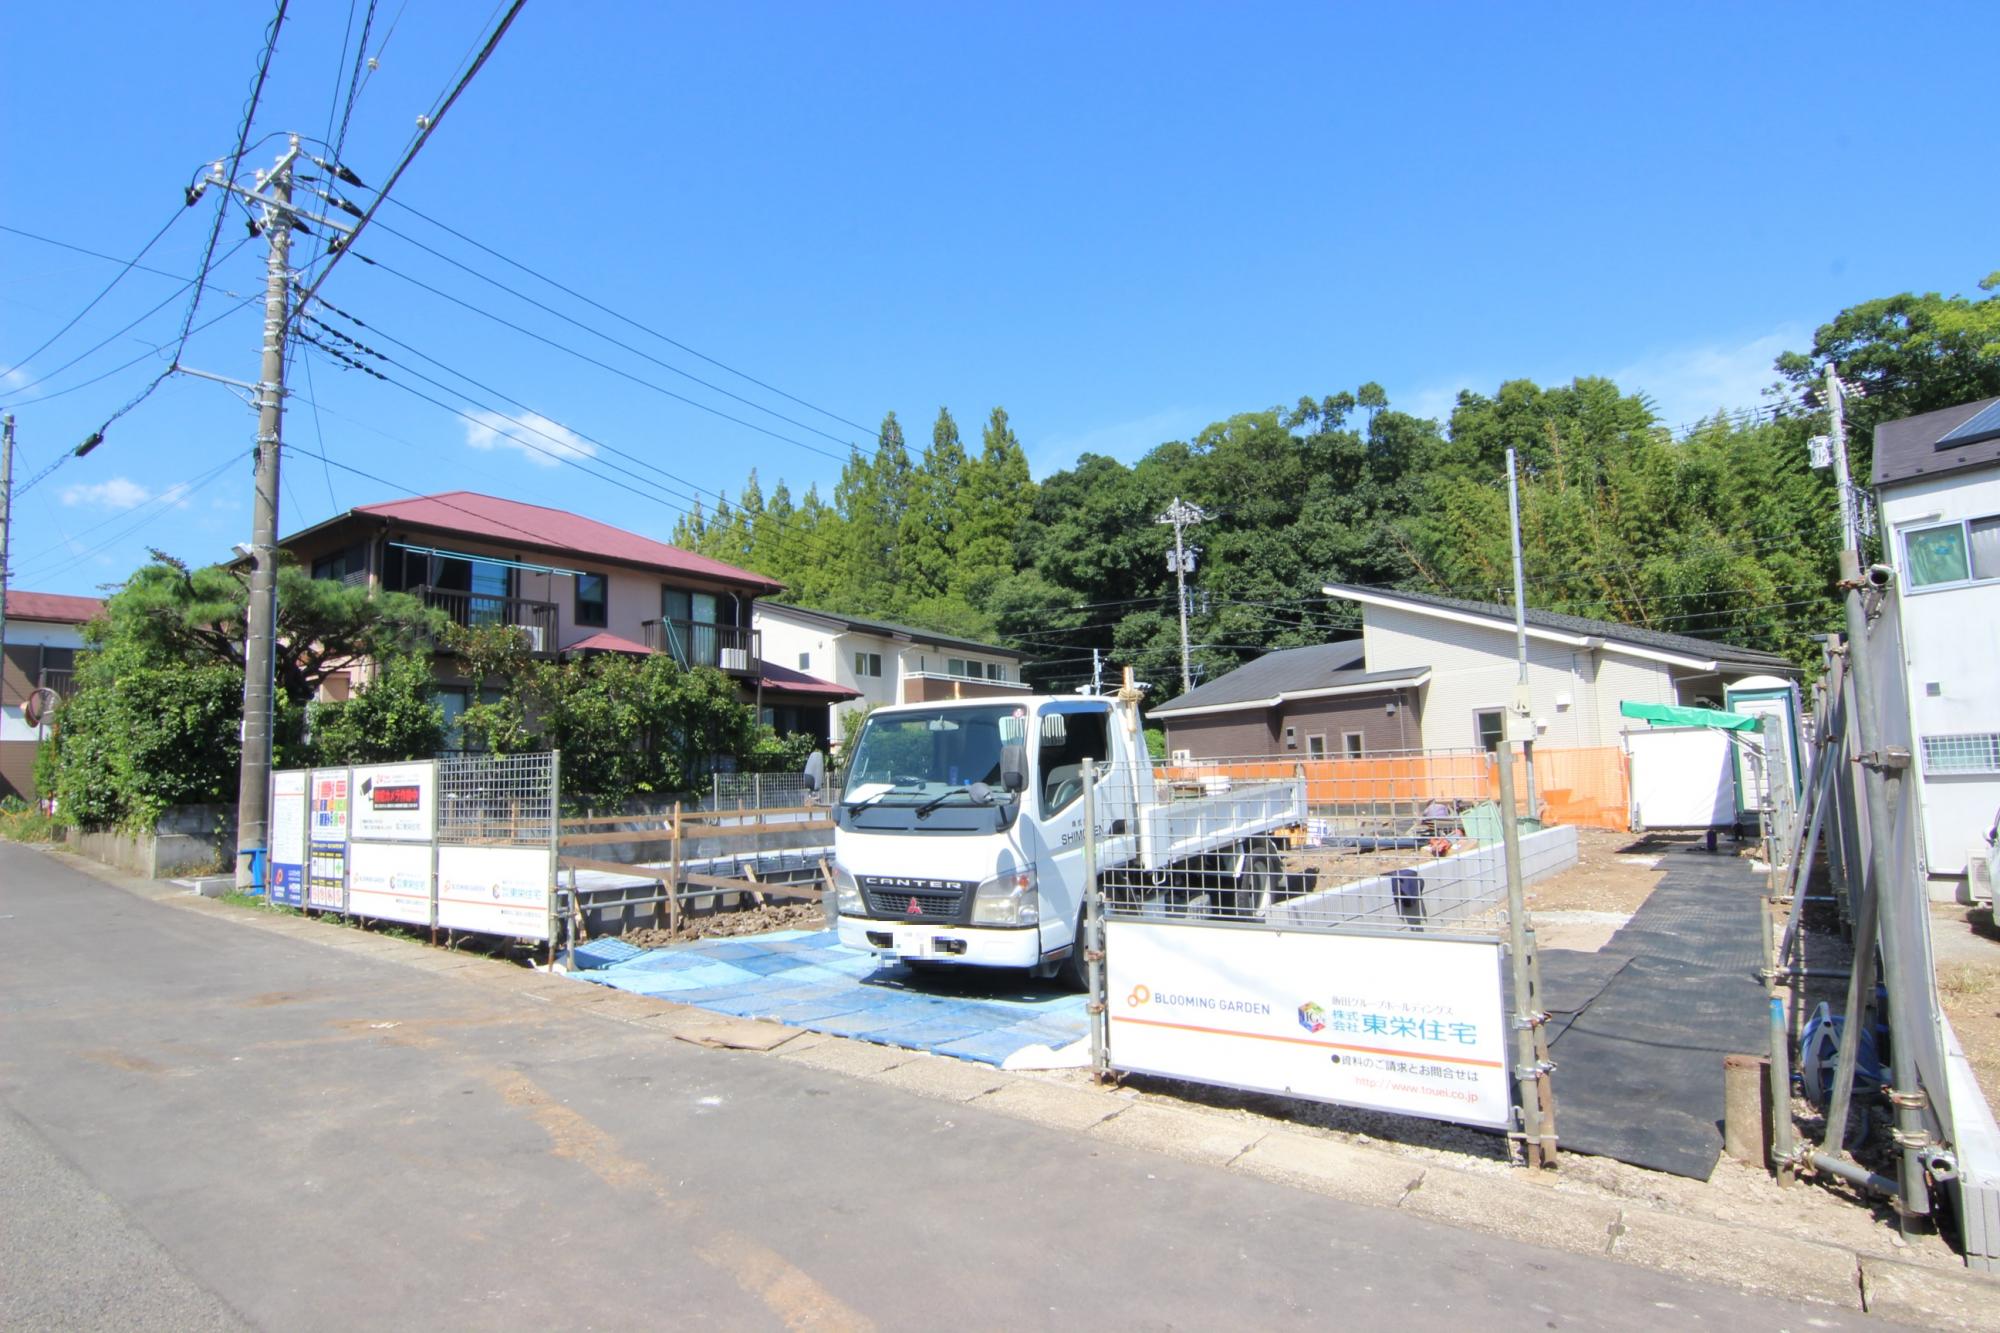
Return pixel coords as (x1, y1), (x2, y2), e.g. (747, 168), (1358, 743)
(892, 927), (929, 956)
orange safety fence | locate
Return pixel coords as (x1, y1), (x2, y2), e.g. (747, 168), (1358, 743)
(1155, 746), (1631, 832)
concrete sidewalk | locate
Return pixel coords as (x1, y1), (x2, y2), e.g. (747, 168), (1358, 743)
(3, 839), (1992, 1329)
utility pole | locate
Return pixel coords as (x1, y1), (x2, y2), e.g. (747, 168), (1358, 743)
(1156, 497), (1206, 696)
(1089, 646), (1104, 696)
(1504, 448), (1537, 817)
(232, 138), (299, 887)
(0, 414), (13, 720)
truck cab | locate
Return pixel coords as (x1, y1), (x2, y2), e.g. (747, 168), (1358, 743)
(830, 694), (1146, 983)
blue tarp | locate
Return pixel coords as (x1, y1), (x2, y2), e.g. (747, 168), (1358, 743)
(569, 928), (1089, 1066)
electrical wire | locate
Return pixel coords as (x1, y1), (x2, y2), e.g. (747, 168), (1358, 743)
(376, 198), (879, 438)
(341, 248), (852, 464)
(1, 234), (256, 402)
(0, 206), (193, 385)
(11, 447), (249, 580)
(361, 218), (864, 451)
(0, 222), (191, 283)
(286, 0), (526, 332)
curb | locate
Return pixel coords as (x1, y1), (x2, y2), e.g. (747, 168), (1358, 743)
(48, 845), (2000, 1328)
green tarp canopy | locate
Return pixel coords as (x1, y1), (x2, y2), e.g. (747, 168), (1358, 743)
(1618, 700), (1763, 732)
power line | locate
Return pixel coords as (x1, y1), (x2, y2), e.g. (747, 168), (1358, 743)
(0, 222), (191, 283)
(378, 197), (880, 438)
(0, 206), (192, 382)
(12, 447), (248, 580)
(286, 0), (526, 333)
(344, 247), (854, 465)
(362, 216), (865, 451)
(1, 234), (256, 402)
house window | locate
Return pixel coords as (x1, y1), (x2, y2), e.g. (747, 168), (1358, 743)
(1920, 733), (2000, 775)
(947, 658), (971, 677)
(575, 573), (608, 628)
(1475, 708), (1505, 753)
(988, 662), (1009, 682)
(1903, 516), (2000, 589)
(1283, 725), (1297, 751)
(311, 543), (366, 584)
(798, 652), (811, 671)
(854, 651), (882, 678)
(1344, 732), (1365, 758)
(1306, 734), (1326, 757)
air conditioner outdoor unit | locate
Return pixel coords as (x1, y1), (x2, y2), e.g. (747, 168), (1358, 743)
(719, 647), (750, 672)
(514, 623), (545, 652)
(1171, 749), (1192, 765)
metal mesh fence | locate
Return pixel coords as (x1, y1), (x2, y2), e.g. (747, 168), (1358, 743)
(703, 771), (813, 812)
(1094, 752), (1580, 936)
(436, 751), (557, 846)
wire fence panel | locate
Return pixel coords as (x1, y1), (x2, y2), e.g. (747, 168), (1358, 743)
(1096, 753), (1578, 937)
(704, 771), (812, 812)
(436, 751), (557, 847)
(1154, 746), (1630, 833)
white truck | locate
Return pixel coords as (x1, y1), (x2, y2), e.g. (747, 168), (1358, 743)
(821, 687), (1306, 987)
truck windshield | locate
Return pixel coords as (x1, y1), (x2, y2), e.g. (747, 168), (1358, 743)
(842, 705), (1023, 806)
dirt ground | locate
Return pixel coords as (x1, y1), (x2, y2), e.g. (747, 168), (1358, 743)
(1931, 900), (2000, 1112)
(619, 896), (824, 948)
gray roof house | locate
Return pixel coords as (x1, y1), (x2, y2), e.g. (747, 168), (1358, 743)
(1149, 640), (1430, 760)
(1156, 584), (1797, 762)
(1320, 584), (1796, 753)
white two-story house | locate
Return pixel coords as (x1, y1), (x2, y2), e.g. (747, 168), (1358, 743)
(753, 602), (1029, 748)
(1871, 397), (2000, 894)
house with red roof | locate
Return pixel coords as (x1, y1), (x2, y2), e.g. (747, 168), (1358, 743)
(3, 590), (104, 800)
(280, 492), (857, 745)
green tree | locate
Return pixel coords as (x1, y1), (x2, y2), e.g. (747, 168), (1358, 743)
(899, 407), (969, 602)
(306, 655), (447, 765)
(1777, 273), (2000, 481)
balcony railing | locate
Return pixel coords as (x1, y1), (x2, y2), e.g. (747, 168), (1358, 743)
(37, 667), (76, 699)
(414, 585), (559, 656)
(641, 618), (761, 675)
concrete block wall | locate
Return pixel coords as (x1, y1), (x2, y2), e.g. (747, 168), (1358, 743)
(1270, 825), (1579, 931)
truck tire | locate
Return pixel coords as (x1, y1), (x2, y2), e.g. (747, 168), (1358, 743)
(1058, 911), (1091, 992)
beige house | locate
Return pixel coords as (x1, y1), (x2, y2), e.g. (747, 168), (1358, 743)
(281, 491), (856, 745)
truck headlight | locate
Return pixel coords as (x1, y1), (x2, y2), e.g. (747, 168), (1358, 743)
(971, 867), (1038, 927)
(831, 862), (863, 915)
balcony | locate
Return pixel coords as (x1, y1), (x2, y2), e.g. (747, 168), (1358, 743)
(37, 667), (76, 699)
(414, 585), (559, 657)
(641, 618), (762, 675)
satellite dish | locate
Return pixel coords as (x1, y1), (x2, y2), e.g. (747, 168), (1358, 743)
(22, 687), (59, 728)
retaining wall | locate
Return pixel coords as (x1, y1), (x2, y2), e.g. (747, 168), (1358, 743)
(66, 804), (237, 879)
(1269, 824), (1579, 931)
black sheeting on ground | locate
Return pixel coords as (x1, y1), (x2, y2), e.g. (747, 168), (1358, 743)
(1538, 852), (1770, 1179)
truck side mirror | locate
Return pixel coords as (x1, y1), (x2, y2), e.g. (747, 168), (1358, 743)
(803, 750), (825, 794)
(999, 740), (1027, 794)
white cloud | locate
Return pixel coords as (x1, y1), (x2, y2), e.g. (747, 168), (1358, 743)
(1611, 325), (1809, 433)
(462, 409), (597, 467)
(1031, 406), (1210, 479)
(0, 365), (28, 390)
(61, 476), (155, 509)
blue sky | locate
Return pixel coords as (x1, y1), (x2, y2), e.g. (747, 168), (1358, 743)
(3, 1), (1996, 598)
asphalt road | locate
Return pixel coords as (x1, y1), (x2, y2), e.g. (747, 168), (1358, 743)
(0, 840), (1889, 1330)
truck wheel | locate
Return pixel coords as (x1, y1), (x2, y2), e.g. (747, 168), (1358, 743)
(1058, 913), (1092, 992)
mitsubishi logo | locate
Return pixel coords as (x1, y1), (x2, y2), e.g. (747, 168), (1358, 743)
(906, 896), (922, 916)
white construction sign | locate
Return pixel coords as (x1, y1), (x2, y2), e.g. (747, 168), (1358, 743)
(1105, 921), (1510, 1128)
(350, 761), (436, 842)
(436, 846), (553, 940)
(346, 841), (434, 927)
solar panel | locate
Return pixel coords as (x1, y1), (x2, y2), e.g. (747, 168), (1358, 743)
(1936, 398), (2000, 449)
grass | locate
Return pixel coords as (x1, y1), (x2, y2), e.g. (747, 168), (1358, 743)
(0, 800), (65, 844)
(1937, 962), (1998, 1002)
(218, 889), (301, 916)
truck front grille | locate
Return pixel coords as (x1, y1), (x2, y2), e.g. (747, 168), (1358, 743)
(858, 876), (974, 923)
(865, 889), (960, 919)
